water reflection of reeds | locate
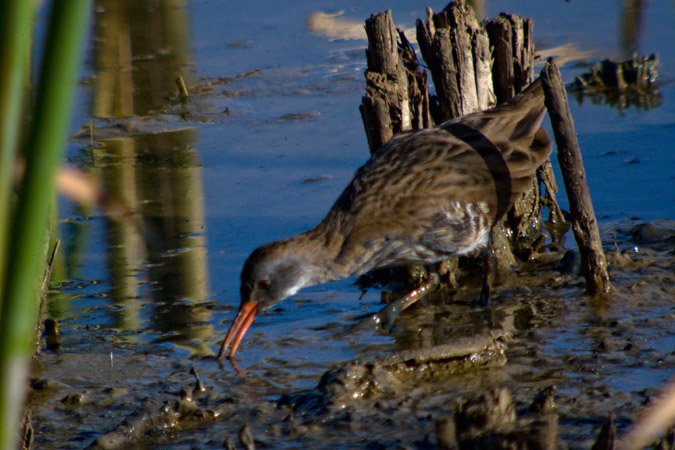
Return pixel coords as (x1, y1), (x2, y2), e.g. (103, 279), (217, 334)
(81, 0), (213, 355)
(93, 0), (192, 117)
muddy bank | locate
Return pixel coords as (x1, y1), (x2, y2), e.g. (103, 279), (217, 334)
(27, 220), (675, 448)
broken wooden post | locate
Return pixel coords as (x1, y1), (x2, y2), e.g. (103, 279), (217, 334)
(482, 9), (540, 268)
(483, 11), (547, 257)
(360, 10), (425, 154)
(358, 10), (436, 286)
(416, 0), (494, 122)
(397, 30), (433, 131)
(485, 14), (535, 104)
(540, 59), (612, 294)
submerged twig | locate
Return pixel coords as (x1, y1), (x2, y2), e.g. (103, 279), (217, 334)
(176, 75), (189, 101)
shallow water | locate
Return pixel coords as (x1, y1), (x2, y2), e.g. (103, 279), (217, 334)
(31, 0), (675, 448)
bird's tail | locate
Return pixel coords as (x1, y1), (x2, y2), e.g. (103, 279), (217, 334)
(452, 78), (553, 205)
(458, 79), (547, 145)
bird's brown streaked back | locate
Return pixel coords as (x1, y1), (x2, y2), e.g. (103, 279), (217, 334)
(219, 79), (552, 358)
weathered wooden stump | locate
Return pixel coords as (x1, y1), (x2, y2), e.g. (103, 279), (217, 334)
(416, 1), (494, 122)
(359, 1), (606, 296)
(485, 13), (535, 103)
(360, 10), (431, 154)
(359, 1), (558, 290)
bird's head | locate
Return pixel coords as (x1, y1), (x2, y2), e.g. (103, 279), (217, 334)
(218, 241), (311, 358)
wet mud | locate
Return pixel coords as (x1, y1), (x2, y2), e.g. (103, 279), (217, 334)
(28, 219), (675, 448)
(28, 2), (675, 446)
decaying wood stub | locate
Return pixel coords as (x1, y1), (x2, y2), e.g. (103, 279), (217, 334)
(485, 13), (535, 104)
(481, 11), (551, 262)
(397, 30), (433, 132)
(416, 1), (495, 122)
(360, 10), (432, 154)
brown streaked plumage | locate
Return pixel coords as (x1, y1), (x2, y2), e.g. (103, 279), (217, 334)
(219, 79), (552, 358)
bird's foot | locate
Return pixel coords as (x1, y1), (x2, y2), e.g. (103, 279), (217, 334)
(371, 269), (441, 331)
(370, 300), (401, 332)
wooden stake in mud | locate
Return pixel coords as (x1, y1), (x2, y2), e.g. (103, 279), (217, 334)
(360, 11), (413, 154)
(540, 59), (612, 295)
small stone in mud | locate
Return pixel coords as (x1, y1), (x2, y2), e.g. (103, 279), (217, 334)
(61, 393), (85, 407)
(631, 221), (675, 247)
(101, 387), (128, 398)
(43, 318), (61, 351)
(92, 387), (129, 409)
(31, 378), (68, 391)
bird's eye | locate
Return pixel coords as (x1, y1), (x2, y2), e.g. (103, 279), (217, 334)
(258, 280), (271, 290)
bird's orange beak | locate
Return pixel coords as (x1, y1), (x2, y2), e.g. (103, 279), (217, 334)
(217, 301), (259, 358)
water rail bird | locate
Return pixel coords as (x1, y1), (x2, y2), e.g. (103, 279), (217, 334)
(218, 79), (552, 358)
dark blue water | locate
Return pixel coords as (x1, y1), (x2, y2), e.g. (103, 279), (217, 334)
(53, 0), (675, 364)
(57, 0), (675, 360)
(41, 0), (675, 446)
(191, 0), (675, 366)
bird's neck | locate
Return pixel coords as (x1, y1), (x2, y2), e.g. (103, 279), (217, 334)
(274, 219), (349, 289)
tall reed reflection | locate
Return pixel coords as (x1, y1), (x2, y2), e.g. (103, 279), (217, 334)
(92, 0), (191, 116)
(86, 0), (212, 355)
(620, 0), (646, 57)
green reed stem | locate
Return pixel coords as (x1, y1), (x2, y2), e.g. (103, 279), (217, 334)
(0, 0), (34, 314)
(0, 1), (90, 449)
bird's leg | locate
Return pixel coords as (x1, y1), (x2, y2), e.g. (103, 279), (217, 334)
(477, 233), (495, 306)
(477, 249), (492, 306)
(344, 268), (440, 335)
(471, 239), (501, 330)
(371, 267), (440, 331)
